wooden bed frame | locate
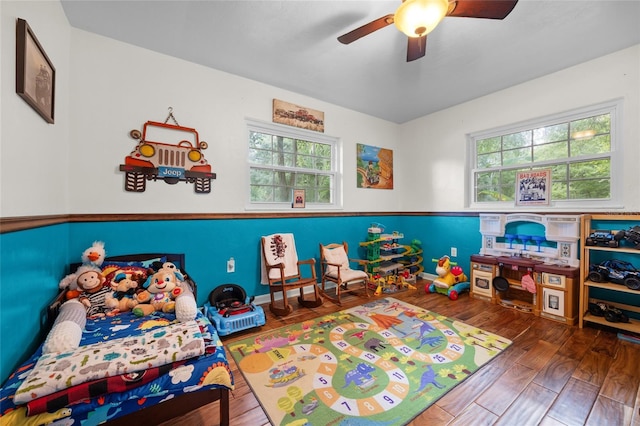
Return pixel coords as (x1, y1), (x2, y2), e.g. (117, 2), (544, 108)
(48, 253), (230, 426)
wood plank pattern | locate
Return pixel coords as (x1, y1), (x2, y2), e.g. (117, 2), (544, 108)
(160, 281), (640, 426)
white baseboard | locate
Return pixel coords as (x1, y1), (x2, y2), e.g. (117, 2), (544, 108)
(254, 282), (335, 306)
(420, 272), (437, 281)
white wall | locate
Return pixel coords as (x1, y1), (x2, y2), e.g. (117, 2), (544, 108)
(2, 1), (638, 217)
(1, 1), (71, 217)
(398, 45), (640, 212)
(67, 29), (400, 214)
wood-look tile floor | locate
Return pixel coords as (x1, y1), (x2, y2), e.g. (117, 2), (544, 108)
(162, 284), (640, 426)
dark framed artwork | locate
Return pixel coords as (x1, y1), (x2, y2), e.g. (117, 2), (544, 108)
(16, 18), (55, 123)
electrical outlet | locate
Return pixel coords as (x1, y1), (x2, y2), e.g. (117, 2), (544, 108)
(451, 247), (457, 257)
(227, 257), (235, 273)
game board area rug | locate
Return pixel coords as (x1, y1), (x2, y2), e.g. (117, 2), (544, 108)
(227, 297), (512, 426)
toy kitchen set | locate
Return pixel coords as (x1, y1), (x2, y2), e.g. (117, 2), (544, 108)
(470, 213), (581, 325)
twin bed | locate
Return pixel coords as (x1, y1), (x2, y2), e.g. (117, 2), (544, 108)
(0, 253), (232, 426)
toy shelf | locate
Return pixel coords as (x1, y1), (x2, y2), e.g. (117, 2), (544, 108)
(582, 312), (640, 333)
(579, 214), (640, 332)
(584, 279), (640, 294)
(358, 228), (423, 293)
(377, 263), (404, 274)
(398, 246), (424, 275)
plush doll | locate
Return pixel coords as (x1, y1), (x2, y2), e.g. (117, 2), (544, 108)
(104, 271), (142, 313)
(77, 269), (111, 318)
(58, 241), (106, 300)
(133, 262), (184, 317)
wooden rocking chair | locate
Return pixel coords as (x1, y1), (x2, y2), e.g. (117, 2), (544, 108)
(319, 242), (369, 305)
(261, 233), (323, 316)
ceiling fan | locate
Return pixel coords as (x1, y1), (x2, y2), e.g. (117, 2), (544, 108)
(337, 0), (519, 62)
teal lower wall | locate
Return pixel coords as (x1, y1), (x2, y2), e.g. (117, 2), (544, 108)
(0, 214), (482, 383)
(0, 224), (70, 384)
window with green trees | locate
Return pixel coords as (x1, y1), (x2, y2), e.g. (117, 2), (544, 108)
(247, 119), (340, 209)
(469, 100), (621, 208)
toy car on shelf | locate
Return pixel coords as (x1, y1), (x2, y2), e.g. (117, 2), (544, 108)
(585, 230), (618, 247)
(588, 259), (640, 290)
(614, 225), (640, 249)
(204, 284), (265, 336)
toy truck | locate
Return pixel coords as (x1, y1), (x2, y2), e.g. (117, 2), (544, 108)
(588, 259), (640, 290)
(120, 120), (216, 193)
(615, 225), (640, 249)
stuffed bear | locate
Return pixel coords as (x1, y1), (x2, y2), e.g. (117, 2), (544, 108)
(133, 262), (184, 317)
(104, 271), (143, 313)
(77, 269), (111, 318)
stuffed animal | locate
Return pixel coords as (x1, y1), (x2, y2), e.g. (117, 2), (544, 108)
(58, 241), (106, 300)
(77, 269), (111, 318)
(133, 262), (184, 317)
(432, 255), (468, 289)
(81, 241), (106, 269)
(104, 271), (142, 313)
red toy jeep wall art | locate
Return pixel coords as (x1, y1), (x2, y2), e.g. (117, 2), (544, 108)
(120, 118), (216, 193)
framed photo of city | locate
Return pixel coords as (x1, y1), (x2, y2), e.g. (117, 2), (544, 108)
(516, 169), (551, 206)
(16, 18), (55, 124)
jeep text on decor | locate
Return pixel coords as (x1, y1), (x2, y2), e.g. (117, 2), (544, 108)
(119, 120), (216, 193)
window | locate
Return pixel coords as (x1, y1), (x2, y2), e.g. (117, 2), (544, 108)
(247, 119), (341, 209)
(468, 100), (622, 209)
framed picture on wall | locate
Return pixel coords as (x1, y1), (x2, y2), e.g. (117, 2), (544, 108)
(292, 189), (305, 208)
(515, 169), (550, 206)
(272, 99), (324, 133)
(356, 143), (394, 189)
(16, 18), (56, 124)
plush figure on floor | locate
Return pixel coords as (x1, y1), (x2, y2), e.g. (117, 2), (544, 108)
(105, 271), (143, 313)
(133, 262), (184, 317)
(58, 241), (107, 300)
(426, 255), (470, 300)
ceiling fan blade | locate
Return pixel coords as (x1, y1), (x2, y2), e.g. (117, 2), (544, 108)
(447, 0), (518, 19)
(338, 14), (395, 44)
(407, 35), (427, 62)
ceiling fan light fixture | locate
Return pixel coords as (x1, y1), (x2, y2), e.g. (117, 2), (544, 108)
(394, 0), (449, 37)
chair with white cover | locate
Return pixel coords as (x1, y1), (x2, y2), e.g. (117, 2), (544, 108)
(261, 233), (323, 316)
(319, 242), (369, 305)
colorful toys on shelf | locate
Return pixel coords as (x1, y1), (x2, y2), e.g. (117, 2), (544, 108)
(425, 255), (470, 300)
(359, 225), (422, 294)
(370, 271), (417, 295)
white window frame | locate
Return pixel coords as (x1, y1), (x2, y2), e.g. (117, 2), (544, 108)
(245, 118), (342, 211)
(466, 99), (624, 211)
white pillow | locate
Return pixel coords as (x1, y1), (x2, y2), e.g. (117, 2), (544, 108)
(323, 246), (350, 275)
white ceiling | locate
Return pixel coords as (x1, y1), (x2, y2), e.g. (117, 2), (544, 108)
(60, 0), (640, 124)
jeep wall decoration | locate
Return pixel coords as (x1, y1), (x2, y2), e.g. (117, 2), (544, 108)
(120, 114), (216, 193)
